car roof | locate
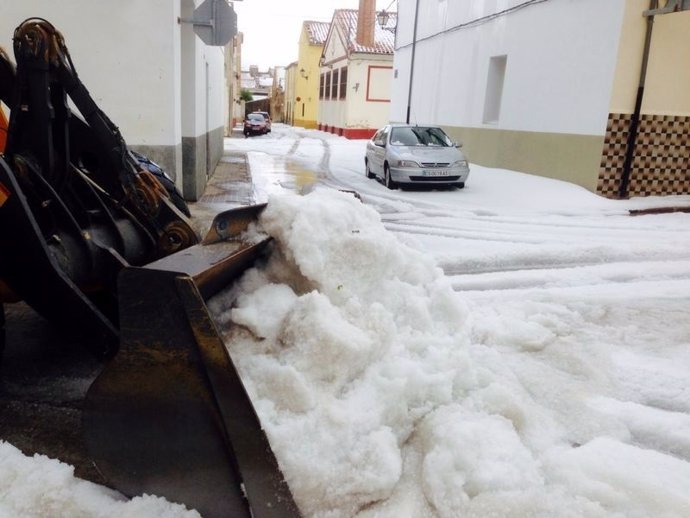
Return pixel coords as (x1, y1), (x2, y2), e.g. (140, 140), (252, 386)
(388, 124), (442, 129)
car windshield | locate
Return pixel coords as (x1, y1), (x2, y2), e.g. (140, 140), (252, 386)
(247, 114), (263, 121)
(390, 127), (452, 147)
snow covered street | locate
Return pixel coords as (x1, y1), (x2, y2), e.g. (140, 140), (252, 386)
(214, 125), (690, 517)
(2, 123), (690, 517)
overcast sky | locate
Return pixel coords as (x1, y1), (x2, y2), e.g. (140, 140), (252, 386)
(233, 0), (393, 70)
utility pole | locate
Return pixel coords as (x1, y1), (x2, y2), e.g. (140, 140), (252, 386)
(618, 1), (655, 198)
(406, 0), (420, 124)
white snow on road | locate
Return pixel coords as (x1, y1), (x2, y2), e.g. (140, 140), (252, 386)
(3, 124), (690, 517)
(213, 126), (690, 517)
(0, 442), (199, 518)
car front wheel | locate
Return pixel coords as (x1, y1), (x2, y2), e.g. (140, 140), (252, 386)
(384, 165), (397, 190)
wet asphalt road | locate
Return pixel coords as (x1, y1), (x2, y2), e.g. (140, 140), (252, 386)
(0, 301), (106, 483)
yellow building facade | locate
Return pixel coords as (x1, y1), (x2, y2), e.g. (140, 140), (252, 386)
(292, 21), (329, 129)
(283, 62), (297, 126)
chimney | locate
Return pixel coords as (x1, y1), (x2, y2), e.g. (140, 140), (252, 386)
(356, 0), (376, 47)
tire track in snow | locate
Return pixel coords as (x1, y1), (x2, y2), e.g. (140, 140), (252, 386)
(446, 259), (690, 293)
(441, 256), (690, 276)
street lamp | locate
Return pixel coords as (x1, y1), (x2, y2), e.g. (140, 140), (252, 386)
(376, 9), (390, 28)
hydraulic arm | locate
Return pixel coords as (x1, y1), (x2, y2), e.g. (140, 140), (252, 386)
(0, 19), (198, 355)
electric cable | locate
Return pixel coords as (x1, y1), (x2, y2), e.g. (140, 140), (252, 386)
(395, 0), (552, 50)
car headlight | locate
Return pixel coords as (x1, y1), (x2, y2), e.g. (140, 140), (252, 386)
(395, 160), (420, 168)
(452, 160), (468, 168)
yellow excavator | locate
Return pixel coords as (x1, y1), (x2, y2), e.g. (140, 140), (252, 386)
(0, 18), (299, 518)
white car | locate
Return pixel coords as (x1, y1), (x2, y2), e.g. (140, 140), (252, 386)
(365, 125), (470, 189)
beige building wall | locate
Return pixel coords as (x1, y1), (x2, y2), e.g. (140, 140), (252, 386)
(597, 2), (690, 198)
(444, 127), (605, 193)
(224, 32), (243, 132)
(610, 2), (690, 115)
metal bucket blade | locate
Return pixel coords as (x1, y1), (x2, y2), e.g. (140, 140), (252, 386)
(83, 237), (300, 518)
(202, 203), (267, 245)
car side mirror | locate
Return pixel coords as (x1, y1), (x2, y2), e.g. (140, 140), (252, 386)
(454, 141), (463, 148)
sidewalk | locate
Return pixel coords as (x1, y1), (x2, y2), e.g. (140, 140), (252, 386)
(188, 148), (256, 235)
(198, 151), (255, 206)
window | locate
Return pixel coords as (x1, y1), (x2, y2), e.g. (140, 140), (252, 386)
(339, 67), (347, 99)
(483, 55), (507, 124)
(319, 73), (325, 99)
(331, 69), (339, 100)
(325, 71), (331, 100)
(380, 126), (390, 144)
(390, 127), (453, 147)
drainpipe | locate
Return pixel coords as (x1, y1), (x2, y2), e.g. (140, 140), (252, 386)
(406, 0), (421, 124)
(618, 0), (656, 199)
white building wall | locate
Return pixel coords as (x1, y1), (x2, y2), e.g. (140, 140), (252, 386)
(392, 0), (626, 136)
(0, 0), (181, 147)
(320, 57), (392, 133)
(325, 28), (348, 63)
(180, 1), (225, 134)
(346, 59), (391, 127)
(319, 59), (347, 128)
(1, 0), (227, 200)
(180, 0), (226, 196)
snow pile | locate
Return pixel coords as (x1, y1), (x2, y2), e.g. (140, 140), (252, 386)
(0, 442), (199, 518)
(210, 188), (690, 518)
(211, 189), (474, 515)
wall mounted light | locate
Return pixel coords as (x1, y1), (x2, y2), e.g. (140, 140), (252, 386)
(376, 9), (390, 28)
(352, 82), (360, 92)
(299, 68), (309, 79)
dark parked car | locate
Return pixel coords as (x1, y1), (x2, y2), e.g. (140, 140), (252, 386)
(243, 113), (268, 137)
(251, 111), (272, 133)
(365, 125), (470, 189)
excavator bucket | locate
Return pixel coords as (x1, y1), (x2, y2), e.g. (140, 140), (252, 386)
(83, 204), (301, 518)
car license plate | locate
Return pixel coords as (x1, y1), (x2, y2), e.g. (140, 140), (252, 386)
(424, 170), (449, 176)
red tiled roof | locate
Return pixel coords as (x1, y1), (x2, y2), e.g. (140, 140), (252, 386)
(304, 20), (330, 46)
(332, 9), (397, 55)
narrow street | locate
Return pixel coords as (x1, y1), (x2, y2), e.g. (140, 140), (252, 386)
(2, 125), (690, 517)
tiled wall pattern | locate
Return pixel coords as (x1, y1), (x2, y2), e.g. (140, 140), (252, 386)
(597, 113), (690, 198)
